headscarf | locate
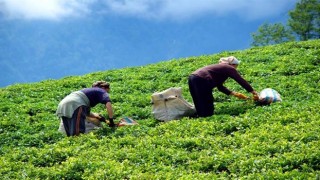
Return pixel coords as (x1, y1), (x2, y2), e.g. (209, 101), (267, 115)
(219, 56), (240, 65)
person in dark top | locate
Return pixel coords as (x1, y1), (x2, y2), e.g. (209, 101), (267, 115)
(56, 81), (115, 136)
(188, 56), (259, 117)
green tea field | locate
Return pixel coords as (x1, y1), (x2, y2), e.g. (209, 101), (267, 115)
(1, 40), (319, 179)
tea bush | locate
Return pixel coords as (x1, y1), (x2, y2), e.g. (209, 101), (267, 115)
(0, 40), (319, 179)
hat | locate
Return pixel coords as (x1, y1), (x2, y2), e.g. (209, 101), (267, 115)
(219, 56), (240, 65)
(231, 57), (240, 65)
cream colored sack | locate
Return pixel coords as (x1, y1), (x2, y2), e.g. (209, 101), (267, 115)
(151, 87), (196, 122)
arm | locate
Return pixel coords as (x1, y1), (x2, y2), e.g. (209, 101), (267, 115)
(106, 102), (113, 118)
(105, 102), (115, 127)
(217, 85), (232, 95)
(230, 91), (248, 99)
(86, 113), (102, 126)
(217, 83), (249, 99)
(88, 112), (101, 119)
(228, 69), (254, 93)
(229, 72), (259, 100)
(227, 68), (259, 100)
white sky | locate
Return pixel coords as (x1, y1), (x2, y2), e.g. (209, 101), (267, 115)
(0, 0), (297, 21)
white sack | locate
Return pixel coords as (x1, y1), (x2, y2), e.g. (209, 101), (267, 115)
(259, 88), (282, 104)
(151, 87), (196, 122)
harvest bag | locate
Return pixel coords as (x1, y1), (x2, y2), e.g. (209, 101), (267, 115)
(151, 87), (196, 122)
(259, 88), (282, 104)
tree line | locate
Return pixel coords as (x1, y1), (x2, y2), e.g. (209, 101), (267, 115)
(251, 0), (320, 46)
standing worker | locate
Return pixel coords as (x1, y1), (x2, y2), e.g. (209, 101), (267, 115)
(56, 81), (115, 136)
(188, 56), (259, 117)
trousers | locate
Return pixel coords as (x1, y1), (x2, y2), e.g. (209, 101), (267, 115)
(188, 75), (214, 117)
(62, 106), (88, 136)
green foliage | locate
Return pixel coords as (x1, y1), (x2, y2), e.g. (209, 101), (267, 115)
(251, 0), (320, 46)
(288, 0), (320, 40)
(251, 23), (295, 47)
(1, 40), (320, 179)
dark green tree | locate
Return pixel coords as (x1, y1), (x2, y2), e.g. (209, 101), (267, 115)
(288, 0), (320, 40)
(251, 23), (295, 47)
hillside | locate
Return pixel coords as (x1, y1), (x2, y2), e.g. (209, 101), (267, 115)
(0, 40), (319, 179)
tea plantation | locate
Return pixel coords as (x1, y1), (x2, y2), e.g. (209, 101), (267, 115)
(1, 40), (319, 179)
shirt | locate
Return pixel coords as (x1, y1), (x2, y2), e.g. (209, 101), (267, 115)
(191, 64), (253, 95)
(81, 87), (111, 107)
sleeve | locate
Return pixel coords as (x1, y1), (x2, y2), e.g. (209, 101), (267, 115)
(102, 93), (111, 104)
(228, 69), (254, 92)
(217, 85), (232, 95)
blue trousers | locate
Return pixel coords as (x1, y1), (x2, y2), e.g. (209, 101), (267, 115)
(62, 106), (88, 136)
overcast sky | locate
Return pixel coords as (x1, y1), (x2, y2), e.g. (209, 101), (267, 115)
(0, 0), (298, 87)
(1, 0), (296, 21)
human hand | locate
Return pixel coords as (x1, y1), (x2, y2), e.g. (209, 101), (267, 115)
(108, 117), (116, 127)
(251, 91), (260, 101)
(232, 92), (248, 99)
(98, 115), (106, 122)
